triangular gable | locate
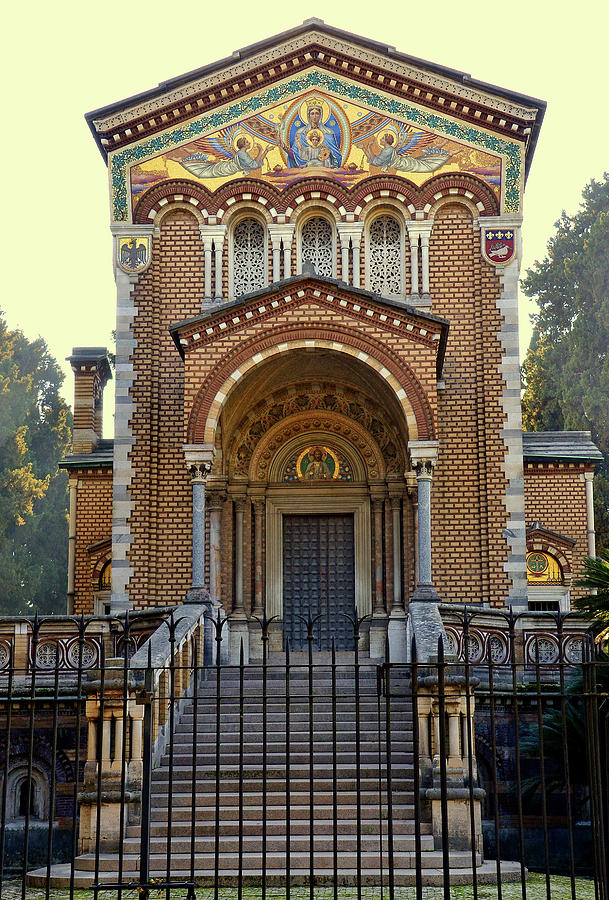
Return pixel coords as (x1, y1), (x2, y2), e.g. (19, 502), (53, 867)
(169, 274), (448, 376)
(88, 22), (544, 223)
(526, 522), (576, 549)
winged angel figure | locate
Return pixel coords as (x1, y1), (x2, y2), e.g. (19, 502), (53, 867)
(179, 120), (279, 179)
(352, 115), (451, 174)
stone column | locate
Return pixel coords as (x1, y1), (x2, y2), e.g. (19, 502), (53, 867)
(183, 446), (215, 606)
(251, 498), (265, 618)
(200, 227), (214, 303)
(406, 222), (433, 308)
(200, 224), (226, 306)
(336, 222), (364, 287)
(189, 462), (212, 589)
(268, 223), (295, 281)
(408, 441), (440, 602)
(372, 498), (385, 615)
(230, 496), (249, 663)
(584, 471), (596, 556)
(387, 492), (408, 662)
(207, 492), (225, 609)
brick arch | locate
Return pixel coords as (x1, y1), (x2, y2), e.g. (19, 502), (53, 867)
(187, 325), (435, 446)
(420, 173), (499, 217)
(134, 179), (212, 223)
(282, 180), (350, 218)
(213, 178), (282, 219)
(90, 543), (112, 588)
(525, 540), (572, 577)
(351, 176), (420, 215)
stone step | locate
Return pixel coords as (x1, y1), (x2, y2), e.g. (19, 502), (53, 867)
(150, 789), (414, 808)
(125, 819), (433, 838)
(145, 803), (416, 820)
(119, 835), (435, 854)
(28, 860), (525, 889)
(73, 849), (482, 873)
(149, 777), (415, 792)
(160, 754), (413, 767)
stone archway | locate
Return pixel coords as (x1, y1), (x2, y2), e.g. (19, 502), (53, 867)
(201, 349), (417, 658)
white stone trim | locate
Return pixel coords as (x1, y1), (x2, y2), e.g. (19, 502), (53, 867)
(475, 215), (527, 606)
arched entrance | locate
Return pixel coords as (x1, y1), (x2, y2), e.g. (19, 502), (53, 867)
(201, 348), (418, 657)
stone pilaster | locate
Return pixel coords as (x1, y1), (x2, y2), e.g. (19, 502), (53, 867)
(476, 215), (527, 607)
(110, 224), (154, 613)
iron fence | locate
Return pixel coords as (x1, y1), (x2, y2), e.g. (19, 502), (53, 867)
(0, 611), (606, 900)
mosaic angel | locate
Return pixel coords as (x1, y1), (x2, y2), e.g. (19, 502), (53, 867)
(178, 124), (274, 179)
(353, 117), (451, 174)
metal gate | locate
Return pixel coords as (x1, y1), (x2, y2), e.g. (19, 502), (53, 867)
(282, 513), (356, 651)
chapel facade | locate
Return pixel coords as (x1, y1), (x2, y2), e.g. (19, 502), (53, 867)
(61, 20), (602, 658)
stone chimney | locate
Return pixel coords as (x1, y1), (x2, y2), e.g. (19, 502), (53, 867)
(68, 348), (112, 454)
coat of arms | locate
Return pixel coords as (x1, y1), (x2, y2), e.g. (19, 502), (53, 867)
(482, 228), (515, 266)
(117, 236), (151, 274)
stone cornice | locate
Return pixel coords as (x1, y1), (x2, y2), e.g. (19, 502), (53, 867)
(169, 276), (448, 374)
(88, 25), (543, 168)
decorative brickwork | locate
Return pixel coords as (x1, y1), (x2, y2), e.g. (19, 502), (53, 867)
(524, 464), (593, 602)
(127, 209), (205, 608)
(72, 470), (112, 615)
(428, 203), (509, 606)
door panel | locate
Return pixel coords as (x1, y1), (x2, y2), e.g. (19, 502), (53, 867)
(283, 513), (356, 651)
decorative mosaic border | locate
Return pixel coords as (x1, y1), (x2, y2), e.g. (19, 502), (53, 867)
(110, 70), (522, 221)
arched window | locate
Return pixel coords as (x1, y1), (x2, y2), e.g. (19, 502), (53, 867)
(367, 214), (402, 297)
(232, 218), (266, 299)
(99, 560), (111, 591)
(526, 552), (563, 585)
(300, 216), (334, 277)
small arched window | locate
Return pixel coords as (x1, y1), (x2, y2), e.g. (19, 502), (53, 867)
(526, 552), (564, 585)
(99, 560), (111, 591)
(300, 216), (334, 277)
(232, 218), (266, 298)
(367, 214), (402, 297)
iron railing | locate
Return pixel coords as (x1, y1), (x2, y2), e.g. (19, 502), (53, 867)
(0, 611), (606, 899)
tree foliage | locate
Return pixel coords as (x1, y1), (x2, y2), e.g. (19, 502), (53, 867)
(521, 174), (609, 549)
(574, 549), (609, 639)
(0, 312), (72, 614)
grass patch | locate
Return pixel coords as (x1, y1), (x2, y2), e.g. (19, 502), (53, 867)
(1, 875), (597, 899)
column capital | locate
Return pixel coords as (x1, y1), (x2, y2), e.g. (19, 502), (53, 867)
(206, 490), (227, 510)
(199, 223), (227, 250)
(268, 222), (295, 244)
(184, 443), (215, 481)
(408, 440), (439, 475)
(406, 220), (433, 241)
(336, 221), (364, 240)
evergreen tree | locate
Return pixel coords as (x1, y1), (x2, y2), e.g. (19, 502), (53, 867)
(521, 175), (609, 549)
(0, 312), (72, 614)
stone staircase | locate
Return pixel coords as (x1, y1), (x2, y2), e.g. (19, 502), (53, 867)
(32, 654), (517, 888)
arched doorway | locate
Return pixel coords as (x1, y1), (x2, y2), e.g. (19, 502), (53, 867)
(204, 348), (417, 656)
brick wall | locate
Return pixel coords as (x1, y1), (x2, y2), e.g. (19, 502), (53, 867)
(429, 203), (509, 606)
(73, 469), (112, 614)
(524, 464), (592, 601)
(128, 209), (205, 608)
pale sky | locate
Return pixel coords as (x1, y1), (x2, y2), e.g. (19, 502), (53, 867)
(3, 0), (608, 435)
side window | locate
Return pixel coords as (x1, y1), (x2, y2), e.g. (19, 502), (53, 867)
(232, 218), (266, 298)
(368, 214), (402, 297)
(300, 216), (334, 277)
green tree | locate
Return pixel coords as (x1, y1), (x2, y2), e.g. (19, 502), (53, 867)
(521, 174), (609, 549)
(0, 312), (72, 614)
(574, 550), (609, 639)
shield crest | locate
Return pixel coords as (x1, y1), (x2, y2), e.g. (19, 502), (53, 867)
(483, 228), (515, 266)
(117, 235), (151, 274)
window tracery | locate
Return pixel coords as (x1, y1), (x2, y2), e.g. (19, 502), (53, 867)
(300, 216), (334, 277)
(368, 214), (402, 297)
(232, 218), (266, 298)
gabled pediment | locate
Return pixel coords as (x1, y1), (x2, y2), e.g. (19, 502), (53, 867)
(526, 522), (576, 549)
(169, 274), (448, 376)
(89, 21), (544, 223)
